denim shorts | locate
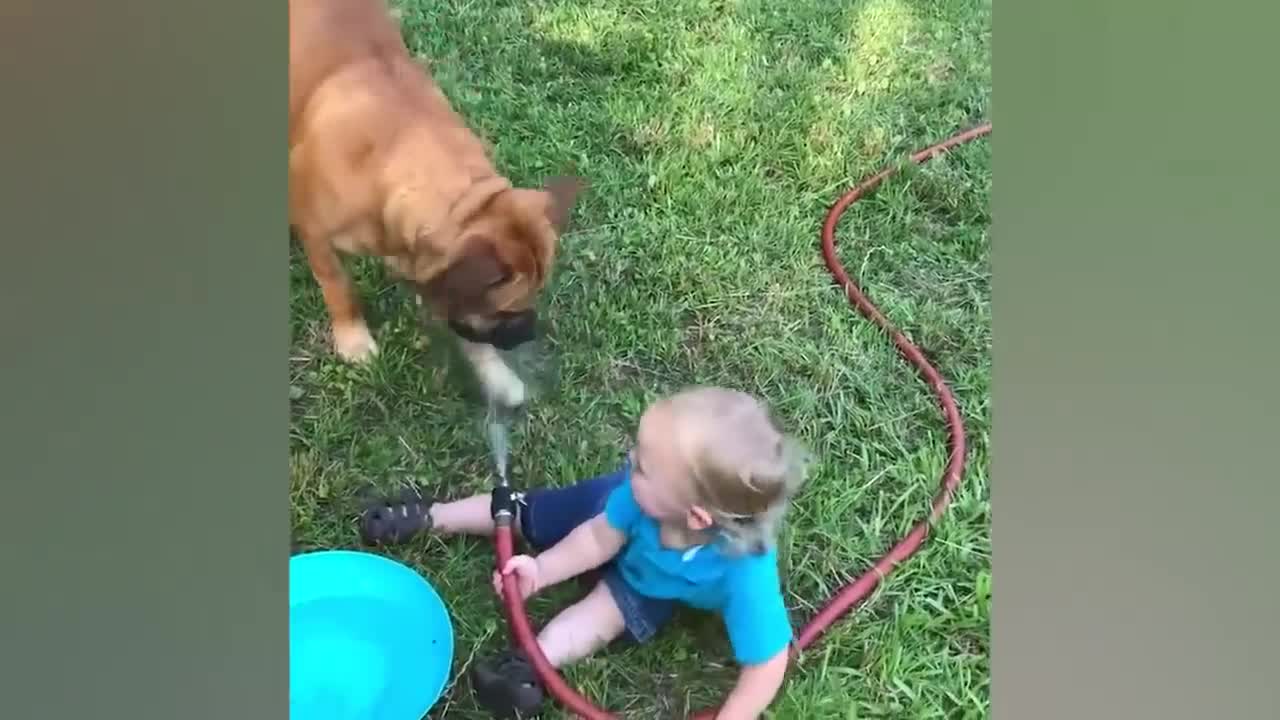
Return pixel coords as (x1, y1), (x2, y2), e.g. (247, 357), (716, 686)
(518, 466), (675, 643)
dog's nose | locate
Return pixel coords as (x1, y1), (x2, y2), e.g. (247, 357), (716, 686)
(512, 309), (536, 332)
(491, 310), (537, 350)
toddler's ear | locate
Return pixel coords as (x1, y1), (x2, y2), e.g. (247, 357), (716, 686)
(687, 506), (714, 531)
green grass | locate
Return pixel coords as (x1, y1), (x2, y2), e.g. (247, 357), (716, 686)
(289, 0), (990, 717)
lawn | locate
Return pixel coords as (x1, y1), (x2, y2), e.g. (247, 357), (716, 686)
(289, 0), (991, 717)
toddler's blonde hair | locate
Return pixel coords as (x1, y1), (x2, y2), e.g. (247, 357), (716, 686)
(662, 386), (811, 555)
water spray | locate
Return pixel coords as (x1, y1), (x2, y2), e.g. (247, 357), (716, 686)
(484, 400), (514, 485)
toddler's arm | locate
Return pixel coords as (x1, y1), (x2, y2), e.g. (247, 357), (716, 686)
(535, 513), (625, 587)
(715, 647), (789, 720)
(497, 513), (626, 597)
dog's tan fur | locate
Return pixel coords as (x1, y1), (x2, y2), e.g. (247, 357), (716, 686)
(289, 0), (581, 405)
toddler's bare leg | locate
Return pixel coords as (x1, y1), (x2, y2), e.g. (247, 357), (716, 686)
(535, 580), (626, 667)
(430, 493), (496, 536)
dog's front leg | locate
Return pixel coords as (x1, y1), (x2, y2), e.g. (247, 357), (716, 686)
(300, 231), (378, 363)
(458, 339), (527, 408)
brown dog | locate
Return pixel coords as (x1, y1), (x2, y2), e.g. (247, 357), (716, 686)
(289, 0), (582, 407)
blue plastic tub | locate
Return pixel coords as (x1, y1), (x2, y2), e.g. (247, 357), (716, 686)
(289, 550), (454, 720)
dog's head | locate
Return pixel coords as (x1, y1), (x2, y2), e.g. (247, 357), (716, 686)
(417, 176), (583, 350)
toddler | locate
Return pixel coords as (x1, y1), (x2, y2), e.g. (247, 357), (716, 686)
(360, 386), (810, 719)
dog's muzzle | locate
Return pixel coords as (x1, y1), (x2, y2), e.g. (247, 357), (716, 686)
(449, 309), (538, 350)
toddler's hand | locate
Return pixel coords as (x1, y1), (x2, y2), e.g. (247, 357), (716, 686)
(492, 554), (541, 599)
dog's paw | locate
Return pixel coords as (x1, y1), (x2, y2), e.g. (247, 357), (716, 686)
(460, 339), (527, 407)
(334, 323), (379, 364)
(481, 361), (527, 408)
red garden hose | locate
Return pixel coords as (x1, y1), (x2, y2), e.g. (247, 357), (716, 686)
(493, 121), (991, 719)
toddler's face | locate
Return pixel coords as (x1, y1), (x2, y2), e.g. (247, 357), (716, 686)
(628, 404), (701, 524)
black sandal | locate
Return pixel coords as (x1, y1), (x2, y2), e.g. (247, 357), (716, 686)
(471, 649), (545, 718)
(357, 486), (436, 546)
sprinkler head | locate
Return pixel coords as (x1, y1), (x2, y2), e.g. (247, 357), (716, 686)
(490, 485), (519, 524)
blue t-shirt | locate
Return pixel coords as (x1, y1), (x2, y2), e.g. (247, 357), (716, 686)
(603, 478), (793, 665)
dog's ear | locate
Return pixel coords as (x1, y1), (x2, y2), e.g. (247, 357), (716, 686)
(542, 176), (586, 236)
(430, 245), (510, 309)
